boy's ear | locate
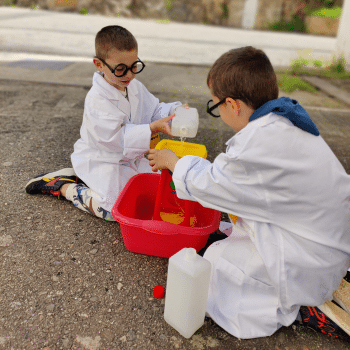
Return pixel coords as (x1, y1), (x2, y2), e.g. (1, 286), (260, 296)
(226, 98), (241, 116)
(93, 58), (103, 71)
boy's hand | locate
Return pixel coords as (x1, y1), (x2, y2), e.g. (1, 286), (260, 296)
(150, 114), (175, 137)
(148, 149), (179, 173)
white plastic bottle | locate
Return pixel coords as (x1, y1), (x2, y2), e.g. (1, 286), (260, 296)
(164, 247), (212, 338)
(171, 106), (199, 138)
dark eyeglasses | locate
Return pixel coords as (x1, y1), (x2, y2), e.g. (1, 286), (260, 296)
(96, 57), (145, 77)
(207, 97), (242, 117)
(207, 98), (227, 118)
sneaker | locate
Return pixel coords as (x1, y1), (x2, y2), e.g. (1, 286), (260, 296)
(25, 168), (78, 197)
(299, 304), (350, 342)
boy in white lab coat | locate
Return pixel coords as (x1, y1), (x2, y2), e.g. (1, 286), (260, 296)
(25, 25), (182, 220)
(148, 46), (350, 340)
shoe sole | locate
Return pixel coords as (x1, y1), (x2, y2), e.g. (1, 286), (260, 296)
(333, 279), (350, 314)
(25, 168), (76, 189)
(318, 300), (350, 336)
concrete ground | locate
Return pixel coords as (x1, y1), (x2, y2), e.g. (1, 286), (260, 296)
(1, 6), (350, 350)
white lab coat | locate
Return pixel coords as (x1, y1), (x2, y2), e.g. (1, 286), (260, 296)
(71, 72), (181, 211)
(172, 113), (350, 339)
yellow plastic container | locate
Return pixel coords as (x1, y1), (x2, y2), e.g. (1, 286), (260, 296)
(155, 139), (207, 159)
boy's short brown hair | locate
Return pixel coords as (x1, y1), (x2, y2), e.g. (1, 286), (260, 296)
(95, 25), (138, 60)
(207, 46), (278, 110)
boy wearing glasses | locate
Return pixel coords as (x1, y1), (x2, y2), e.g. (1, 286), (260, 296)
(25, 25), (182, 220)
(148, 47), (350, 339)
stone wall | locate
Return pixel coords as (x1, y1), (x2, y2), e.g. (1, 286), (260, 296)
(1, 0), (344, 30)
(225, 0), (245, 27)
(255, 0), (284, 29)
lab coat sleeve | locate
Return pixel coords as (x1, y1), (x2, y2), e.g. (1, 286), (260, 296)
(85, 94), (151, 159)
(151, 101), (182, 121)
(141, 86), (181, 122)
(172, 153), (271, 222)
(123, 123), (151, 159)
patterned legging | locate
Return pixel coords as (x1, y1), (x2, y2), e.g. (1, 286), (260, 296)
(65, 183), (115, 221)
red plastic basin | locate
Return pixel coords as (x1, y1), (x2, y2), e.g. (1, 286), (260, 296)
(111, 173), (221, 258)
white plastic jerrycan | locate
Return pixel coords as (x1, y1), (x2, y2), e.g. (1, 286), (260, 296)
(171, 106), (199, 138)
(164, 247), (212, 339)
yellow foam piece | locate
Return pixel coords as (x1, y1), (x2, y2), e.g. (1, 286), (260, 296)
(156, 139), (207, 159)
(160, 212), (197, 227)
(229, 214), (239, 224)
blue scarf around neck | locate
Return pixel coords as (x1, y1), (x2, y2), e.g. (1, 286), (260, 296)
(249, 97), (319, 136)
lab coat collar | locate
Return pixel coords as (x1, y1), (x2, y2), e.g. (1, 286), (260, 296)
(127, 81), (139, 122)
(93, 72), (139, 119)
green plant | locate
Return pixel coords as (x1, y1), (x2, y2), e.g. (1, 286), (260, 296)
(79, 7), (89, 15)
(4, 0), (17, 5)
(323, 0), (335, 8)
(165, 0), (173, 10)
(323, 69), (350, 78)
(313, 60), (323, 68)
(329, 58), (346, 73)
(286, 56), (350, 79)
(221, 2), (229, 19)
(289, 57), (309, 75)
(157, 19), (171, 24)
(279, 75), (318, 93)
(269, 13), (306, 33)
(307, 6), (342, 19)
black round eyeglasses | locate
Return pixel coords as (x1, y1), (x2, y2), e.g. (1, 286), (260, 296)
(207, 97), (243, 117)
(96, 57), (145, 77)
(206, 98), (227, 118)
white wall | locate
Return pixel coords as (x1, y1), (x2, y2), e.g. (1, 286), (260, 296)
(335, 0), (350, 65)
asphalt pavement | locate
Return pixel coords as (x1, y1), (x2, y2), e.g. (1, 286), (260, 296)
(1, 5), (350, 350)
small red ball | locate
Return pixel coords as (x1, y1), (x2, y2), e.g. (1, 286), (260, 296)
(153, 285), (165, 299)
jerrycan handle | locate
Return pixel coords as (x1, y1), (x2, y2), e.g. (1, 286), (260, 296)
(185, 248), (197, 262)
